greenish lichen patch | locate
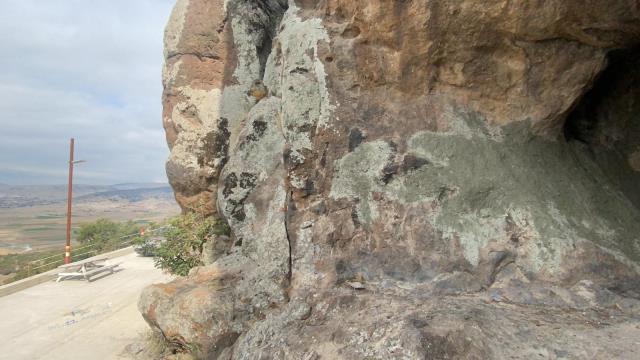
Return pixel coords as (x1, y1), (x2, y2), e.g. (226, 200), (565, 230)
(408, 119), (640, 272)
(330, 140), (394, 226)
(330, 113), (640, 274)
(267, 4), (335, 165)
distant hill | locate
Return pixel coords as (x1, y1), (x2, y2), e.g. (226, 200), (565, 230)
(75, 186), (174, 203)
(108, 183), (171, 191)
(0, 183), (173, 208)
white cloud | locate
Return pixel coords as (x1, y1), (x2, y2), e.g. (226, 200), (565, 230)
(0, 0), (175, 185)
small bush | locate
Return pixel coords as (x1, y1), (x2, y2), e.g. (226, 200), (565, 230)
(134, 240), (159, 257)
(154, 213), (230, 276)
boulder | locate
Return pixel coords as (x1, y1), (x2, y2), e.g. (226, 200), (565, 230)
(145, 0), (640, 357)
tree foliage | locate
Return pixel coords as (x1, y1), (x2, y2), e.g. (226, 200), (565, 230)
(76, 218), (140, 253)
(154, 212), (230, 276)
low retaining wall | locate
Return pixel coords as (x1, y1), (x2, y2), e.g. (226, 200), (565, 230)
(0, 246), (136, 298)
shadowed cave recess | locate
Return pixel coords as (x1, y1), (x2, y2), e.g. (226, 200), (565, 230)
(564, 46), (640, 209)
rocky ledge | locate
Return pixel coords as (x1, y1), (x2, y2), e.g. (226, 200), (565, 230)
(141, 0), (640, 358)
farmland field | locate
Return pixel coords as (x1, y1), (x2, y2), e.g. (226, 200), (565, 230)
(0, 184), (180, 254)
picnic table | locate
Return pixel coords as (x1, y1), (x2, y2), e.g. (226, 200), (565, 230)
(56, 258), (121, 282)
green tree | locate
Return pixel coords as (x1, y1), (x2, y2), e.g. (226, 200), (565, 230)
(76, 218), (139, 253)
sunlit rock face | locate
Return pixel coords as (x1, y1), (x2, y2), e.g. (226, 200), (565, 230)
(147, 0), (640, 357)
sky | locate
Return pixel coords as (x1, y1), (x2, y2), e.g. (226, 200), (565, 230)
(0, 0), (175, 185)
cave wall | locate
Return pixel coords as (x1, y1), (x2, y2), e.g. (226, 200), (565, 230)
(145, 1), (640, 357)
(564, 47), (640, 207)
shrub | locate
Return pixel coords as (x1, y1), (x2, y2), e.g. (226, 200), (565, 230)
(154, 213), (230, 276)
(134, 239), (159, 257)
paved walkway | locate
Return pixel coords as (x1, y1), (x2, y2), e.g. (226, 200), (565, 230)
(0, 253), (172, 360)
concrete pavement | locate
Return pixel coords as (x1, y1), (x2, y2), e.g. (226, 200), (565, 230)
(0, 252), (172, 360)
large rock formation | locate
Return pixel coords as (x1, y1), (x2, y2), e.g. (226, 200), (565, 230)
(143, 0), (640, 358)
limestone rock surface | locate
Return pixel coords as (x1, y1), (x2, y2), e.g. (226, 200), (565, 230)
(146, 0), (640, 358)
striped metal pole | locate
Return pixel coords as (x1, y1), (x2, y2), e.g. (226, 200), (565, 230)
(64, 138), (75, 264)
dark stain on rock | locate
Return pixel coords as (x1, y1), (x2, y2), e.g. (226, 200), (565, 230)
(223, 173), (238, 197)
(239, 172), (258, 189)
(436, 186), (457, 203)
(387, 140), (398, 153)
(410, 318), (429, 329)
(253, 119), (267, 136)
(181, 104), (199, 118)
(290, 67), (309, 74)
(351, 206), (361, 227)
(298, 123), (313, 133)
(401, 154), (430, 172)
(348, 128), (365, 151)
(359, 103), (385, 122)
(201, 118), (230, 168)
(381, 163), (399, 184)
(417, 332), (466, 359)
(232, 206), (246, 222)
(302, 178), (315, 197)
(381, 152), (430, 184)
(283, 146), (292, 165)
(287, 197), (297, 212)
(247, 118), (268, 142)
(312, 201), (327, 215)
(335, 259), (356, 283)
(342, 25), (361, 39)
(319, 142), (329, 167)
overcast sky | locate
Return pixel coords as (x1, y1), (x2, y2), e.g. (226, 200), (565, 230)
(0, 0), (175, 185)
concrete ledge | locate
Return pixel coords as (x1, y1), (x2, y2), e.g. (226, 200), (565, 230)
(0, 246), (136, 298)
(0, 269), (58, 298)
